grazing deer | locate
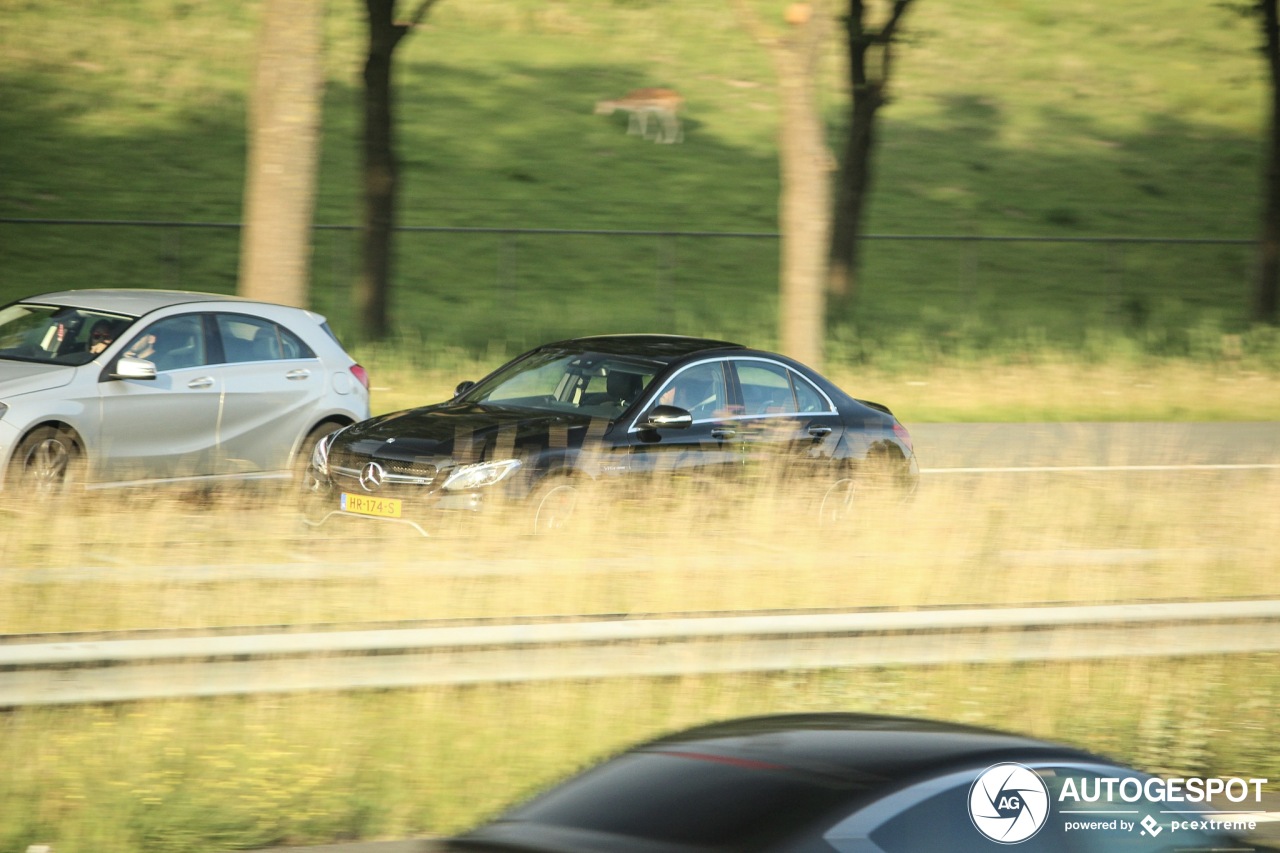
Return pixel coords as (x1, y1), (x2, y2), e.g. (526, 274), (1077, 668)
(594, 88), (684, 144)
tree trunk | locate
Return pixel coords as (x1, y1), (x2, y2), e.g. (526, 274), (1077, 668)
(238, 0), (325, 307)
(828, 0), (881, 318)
(777, 47), (832, 370)
(828, 81), (879, 318)
(359, 0), (402, 341)
(828, 0), (912, 321)
(1258, 0), (1280, 324)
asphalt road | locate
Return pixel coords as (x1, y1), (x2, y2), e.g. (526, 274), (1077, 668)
(908, 421), (1280, 469)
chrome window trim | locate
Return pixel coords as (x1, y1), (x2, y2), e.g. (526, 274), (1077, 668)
(821, 760), (1144, 853)
(626, 355), (837, 434)
(625, 356), (733, 433)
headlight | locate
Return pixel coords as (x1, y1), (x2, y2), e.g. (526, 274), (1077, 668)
(442, 458), (522, 491)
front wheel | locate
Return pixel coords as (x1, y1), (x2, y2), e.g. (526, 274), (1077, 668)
(295, 422), (343, 494)
(528, 478), (580, 535)
(9, 426), (84, 499)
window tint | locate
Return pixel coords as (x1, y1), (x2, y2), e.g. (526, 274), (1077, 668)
(655, 361), (729, 419)
(869, 782), (1063, 853)
(122, 315), (207, 372)
(214, 314), (315, 364)
(792, 371), (831, 413)
(736, 361), (796, 415)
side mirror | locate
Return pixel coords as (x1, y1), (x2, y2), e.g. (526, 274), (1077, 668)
(638, 404), (693, 430)
(454, 380), (476, 397)
(110, 356), (157, 381)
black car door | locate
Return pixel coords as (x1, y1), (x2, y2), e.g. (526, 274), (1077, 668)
(612, 359), (743, 483)
(726, 358), (845, 481)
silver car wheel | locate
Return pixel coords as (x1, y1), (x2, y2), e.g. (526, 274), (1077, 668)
(12, 427), (82, 497)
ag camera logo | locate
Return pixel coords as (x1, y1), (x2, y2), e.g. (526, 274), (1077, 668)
(970, 763), (1051, 844)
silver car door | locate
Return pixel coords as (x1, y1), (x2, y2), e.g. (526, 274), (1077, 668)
(96, 313), (222, 483)
(211, 313), (324, 474)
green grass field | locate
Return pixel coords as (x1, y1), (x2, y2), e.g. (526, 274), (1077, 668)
(0, 0), (1275, 361)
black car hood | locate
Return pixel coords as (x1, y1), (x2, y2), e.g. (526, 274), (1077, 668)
(334, 402), (601, 460)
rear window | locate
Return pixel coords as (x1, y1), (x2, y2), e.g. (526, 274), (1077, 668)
(495, 750), (859, 850)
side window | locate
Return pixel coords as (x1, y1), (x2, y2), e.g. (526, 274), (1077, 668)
(278, 325), (313, 359)
(656, 362), (729, 420)
(865, 781), (1067, 853)
(736, 361), (796, 415)
(122, 314), (207, 372)
(791, 371), (831, 413)
(214, 314), (315, 364)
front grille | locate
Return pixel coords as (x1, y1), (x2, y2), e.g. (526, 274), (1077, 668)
(329, 448), (442, 486)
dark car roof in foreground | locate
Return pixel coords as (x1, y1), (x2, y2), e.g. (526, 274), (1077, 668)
(538, 334), (745, 361)
(636, 713), (1104, 782)
(444, 715), (1113, 853)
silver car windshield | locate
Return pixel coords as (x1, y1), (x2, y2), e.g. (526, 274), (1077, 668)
(460, 349), (661, 419)
(0, 303), (135, 367)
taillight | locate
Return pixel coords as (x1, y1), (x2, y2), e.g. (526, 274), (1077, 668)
(892, 421), (913, 451)
(350, 364), (369, 391)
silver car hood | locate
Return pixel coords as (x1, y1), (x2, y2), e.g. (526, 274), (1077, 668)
(0, 359), (77, 398)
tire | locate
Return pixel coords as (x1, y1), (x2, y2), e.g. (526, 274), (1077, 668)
(528, 477), (580, 535)
(8, 426), (84, 500)
(816, 476), (857, 527)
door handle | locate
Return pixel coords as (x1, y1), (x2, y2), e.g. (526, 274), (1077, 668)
(187, 377), (214, 389)
(286, 369), (312, 380)
(710, 427), (737, 440)
(808, 426), (833, 437)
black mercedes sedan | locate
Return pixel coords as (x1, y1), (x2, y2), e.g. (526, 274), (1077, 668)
(432, 713), (1277, 853)
(304, 335), (918, 535)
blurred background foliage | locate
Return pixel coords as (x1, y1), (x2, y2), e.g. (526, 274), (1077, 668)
(0, 0), (1274, 364)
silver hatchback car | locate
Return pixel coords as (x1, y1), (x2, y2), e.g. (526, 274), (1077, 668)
(0, 289), (370, 496)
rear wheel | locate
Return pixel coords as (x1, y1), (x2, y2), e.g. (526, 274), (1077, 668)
(9, 426), (84, 500)
(816, 476), (857, 527)
(529, 477), (580, 535)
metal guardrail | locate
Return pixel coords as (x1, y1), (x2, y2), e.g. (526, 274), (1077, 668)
(3, 599), (1278, 707)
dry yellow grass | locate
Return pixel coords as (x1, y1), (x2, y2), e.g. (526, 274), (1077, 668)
(1, 461), (1274, 634)
(2, 358), (1277, 853)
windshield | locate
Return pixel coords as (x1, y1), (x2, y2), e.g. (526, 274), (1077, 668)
(0, 303), (136, 367)
(460, 348), (663, 419)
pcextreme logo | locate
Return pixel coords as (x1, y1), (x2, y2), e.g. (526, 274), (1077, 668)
(969, 763), (1051, 844)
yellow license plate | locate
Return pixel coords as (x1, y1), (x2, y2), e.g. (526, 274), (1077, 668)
(341, 493), (403, 518)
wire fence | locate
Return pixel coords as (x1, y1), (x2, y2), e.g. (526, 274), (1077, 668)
(0, 217), (1259, 349)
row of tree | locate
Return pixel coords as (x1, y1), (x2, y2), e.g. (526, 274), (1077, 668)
(238, 1), (1280, 371)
